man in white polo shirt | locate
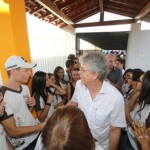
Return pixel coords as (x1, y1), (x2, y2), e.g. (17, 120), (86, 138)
(68, 51), (126, 150)
(0, 56), (46, 150)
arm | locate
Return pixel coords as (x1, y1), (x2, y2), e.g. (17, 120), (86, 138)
(36, 94), (54, 122)
(110, 126), (121, 150)
(105, 78), (122, 91)
(110, 82), (122, 91)
(1, 116), (45, 138)
(125, 91), (140, 127)
(6, 138), (14, 150)
(50, 83), (66, 95)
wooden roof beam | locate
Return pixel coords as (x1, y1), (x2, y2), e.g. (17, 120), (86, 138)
(65, 0), (97, 15)
(59, 0), (77, 9)
(74, 19), (135, 28)
(99, 0), (104, 22)
(135, 1), (150, 21)
(35, 0), (74, 25)
(105, 7), (136, 18)
(109, 0), (135, 7)
(72, 8), (99, 23)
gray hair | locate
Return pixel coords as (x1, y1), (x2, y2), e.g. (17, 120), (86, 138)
(80, 51), (109, 81)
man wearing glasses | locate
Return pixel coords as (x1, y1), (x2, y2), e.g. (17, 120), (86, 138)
(68, 51), (126, 150)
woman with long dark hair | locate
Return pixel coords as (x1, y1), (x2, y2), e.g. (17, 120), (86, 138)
(32, 71), (54, 122)
(125, 71), (150, 150)
(122, 68), (132, 95)
(124, 69), (144, 105)
(54, 66), (68, 104)
(47, 73), (66, 108)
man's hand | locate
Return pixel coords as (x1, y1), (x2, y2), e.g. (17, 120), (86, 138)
(25, 94), (36, 107)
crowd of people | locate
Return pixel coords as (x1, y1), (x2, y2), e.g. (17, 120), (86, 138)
(0, 52), (149, 150)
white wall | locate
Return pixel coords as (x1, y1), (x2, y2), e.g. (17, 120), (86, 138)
(26, 13), (75, 74)
(126, 23), (150, 71)
(30, 34), (75, 74)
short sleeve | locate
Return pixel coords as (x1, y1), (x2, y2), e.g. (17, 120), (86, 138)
(0, 97), (14, 121)
(110, 96), (126, 127)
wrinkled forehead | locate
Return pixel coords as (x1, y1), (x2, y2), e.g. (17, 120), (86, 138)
(80, 62), (89, 68)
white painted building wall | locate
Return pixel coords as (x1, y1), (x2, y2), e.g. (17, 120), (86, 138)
(26, 13), (75, 74)
(126, 23), (150, 71)
(30, 34), (75, 74)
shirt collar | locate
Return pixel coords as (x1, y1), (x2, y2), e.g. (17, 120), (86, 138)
(81, 80), (106, 95)
(99, 80), (107, 94)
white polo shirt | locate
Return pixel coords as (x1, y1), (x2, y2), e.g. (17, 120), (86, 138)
(72, 80), (126, 150)
(1, 85), (39, 150)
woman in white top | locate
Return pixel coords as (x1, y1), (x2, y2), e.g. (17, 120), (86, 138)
(32, 71), (54, 122)
(35, 106), (103, 150)
(125, 71), (150, 150)
(54, 66), (68, 104)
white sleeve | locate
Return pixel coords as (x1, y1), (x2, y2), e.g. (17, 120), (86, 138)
(23, 85), (31, 96)
(110, 96), (126, 127)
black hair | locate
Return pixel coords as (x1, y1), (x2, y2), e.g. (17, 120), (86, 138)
(68, 54), (76, 60)
(138, 71), (150, 112)
(65, 59), (74, 68)
(117, 58), (125, 65)
(123, 68), (132, 80)
(71, 68), (80, 72)
(32, 71), (48, 103)
(54, 66), (66, 86)
(131, 68), (144, 81)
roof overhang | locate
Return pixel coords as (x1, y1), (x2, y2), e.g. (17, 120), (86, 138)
(76, 31), (129, 50)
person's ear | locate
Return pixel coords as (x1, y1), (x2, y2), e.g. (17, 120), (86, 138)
(94, 72), (99, 79)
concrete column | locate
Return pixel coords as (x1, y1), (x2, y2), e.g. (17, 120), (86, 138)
(126, 23), (150, 71)
(0, 0), (31, 83)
